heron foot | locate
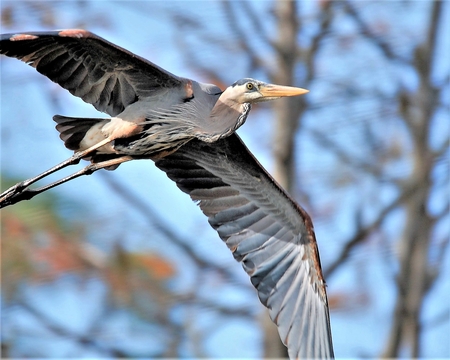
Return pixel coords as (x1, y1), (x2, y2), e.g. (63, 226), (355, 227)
(0, 181), (28, 206)
(0, 155), (133, 208)
(0, 138), (118, 208)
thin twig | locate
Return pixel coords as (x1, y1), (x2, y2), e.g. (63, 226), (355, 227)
(324, 180), (420, 278)
(98, 170), (250, 289)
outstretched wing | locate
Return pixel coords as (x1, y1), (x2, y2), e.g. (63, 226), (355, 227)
(155, 134), (334, 359)
(0, 29), (183, 116)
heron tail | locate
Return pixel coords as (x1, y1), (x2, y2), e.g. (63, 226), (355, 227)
(53, 115), (109, 151)
(53, 115), (126, 170)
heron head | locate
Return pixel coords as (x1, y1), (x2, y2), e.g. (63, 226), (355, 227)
(227, 78), (309, 104)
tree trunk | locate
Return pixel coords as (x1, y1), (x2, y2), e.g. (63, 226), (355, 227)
(272, 0), (304, 192)
(263, 0), (301, 358)
(381, 1), (442, 356)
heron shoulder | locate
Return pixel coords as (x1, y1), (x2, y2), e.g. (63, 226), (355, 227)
(197, 82), (222, 95)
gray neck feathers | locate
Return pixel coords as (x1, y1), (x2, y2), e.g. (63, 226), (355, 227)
(236, 103), (251, 130)
(196, 101), (252, 142)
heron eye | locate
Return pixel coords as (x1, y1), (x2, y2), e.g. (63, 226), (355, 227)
(246, 83), (254, 90)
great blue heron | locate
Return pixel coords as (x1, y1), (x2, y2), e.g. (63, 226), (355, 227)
(0, 30), (334, 358)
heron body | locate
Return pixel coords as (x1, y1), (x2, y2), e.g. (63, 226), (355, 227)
(0, 29), (334, 358)
(54, 79), (224, 159)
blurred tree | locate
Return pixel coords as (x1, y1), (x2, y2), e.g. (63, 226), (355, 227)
(1, 177), (180, 356)
(168, 0), (449, 357)
(375, 1), (448, 356)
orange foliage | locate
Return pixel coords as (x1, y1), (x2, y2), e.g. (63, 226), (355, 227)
(135, 253), (175, 279)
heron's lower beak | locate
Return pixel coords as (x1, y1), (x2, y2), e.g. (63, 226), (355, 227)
(259, 84), (309, 98)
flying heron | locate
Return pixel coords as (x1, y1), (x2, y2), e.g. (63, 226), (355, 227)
(0, 30), (334, 358)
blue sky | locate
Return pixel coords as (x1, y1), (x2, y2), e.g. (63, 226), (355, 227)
(1, 1), (449, 358)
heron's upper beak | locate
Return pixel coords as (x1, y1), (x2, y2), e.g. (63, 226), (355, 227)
(259, 84), (309, 99)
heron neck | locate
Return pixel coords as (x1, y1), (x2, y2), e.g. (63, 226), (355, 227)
(208, 99), (251, 133)
(197, 99), (251, 142)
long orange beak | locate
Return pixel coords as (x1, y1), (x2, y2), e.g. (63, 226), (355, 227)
(259, 83), (309, 98)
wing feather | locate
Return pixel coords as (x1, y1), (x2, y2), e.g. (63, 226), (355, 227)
(0, 30), (183, 116)
(155, 134), (334, 359)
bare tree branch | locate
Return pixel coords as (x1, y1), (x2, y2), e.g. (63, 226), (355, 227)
(422, 307), (450, 330)
(301, 0), (333, 84)
(14, 300), (130, 357)
(221, 0), (269, 74)
(342, 0), (409, 64)
(98, 170), (250, 289)
(272, 0), (333, 197)
(382, 2), (444, 356)
(240, 0), (274, 51)
(308, 128), (384, 178)
(324, 180), (420, 278)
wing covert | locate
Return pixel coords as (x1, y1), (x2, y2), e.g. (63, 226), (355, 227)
(155, 134), (334, 359)
(0, 30), (183, 116)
